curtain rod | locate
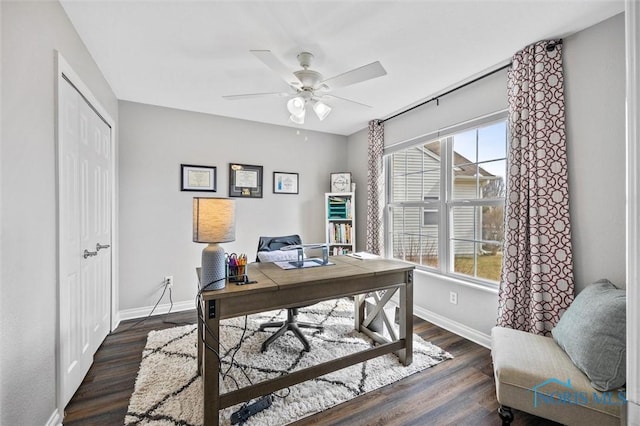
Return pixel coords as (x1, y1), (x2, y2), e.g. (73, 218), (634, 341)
(381, 39), (563, 124)
(381, 63), (511, 123)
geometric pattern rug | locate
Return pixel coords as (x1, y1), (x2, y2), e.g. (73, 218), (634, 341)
(125, 298), (452, 425)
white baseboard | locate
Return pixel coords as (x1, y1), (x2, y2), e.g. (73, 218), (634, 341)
(115, 300), (195, 329)
(45, 409), (62, 426)
(413, 305), (492, 349)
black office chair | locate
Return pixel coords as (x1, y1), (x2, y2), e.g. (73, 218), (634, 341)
(255, 235), (324, 352)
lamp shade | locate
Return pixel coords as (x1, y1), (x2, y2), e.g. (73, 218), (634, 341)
(313, 101), (332, 121)
(193, 197), (236, 243)
(287, 96), (305, 115)
(289, 112), (305, 124)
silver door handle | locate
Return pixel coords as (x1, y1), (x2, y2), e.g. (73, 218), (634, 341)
(83, 249), (98, 259)
(96, 243), (111, 251)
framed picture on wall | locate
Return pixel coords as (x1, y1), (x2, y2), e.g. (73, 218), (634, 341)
(229, 163), (263, 198)
(180, 164), (216, 192)
(330, 172), (351, 193)
(273, 172), (299, 194)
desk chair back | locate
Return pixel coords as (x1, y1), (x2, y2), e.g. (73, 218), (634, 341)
(255, 234), (301, 262)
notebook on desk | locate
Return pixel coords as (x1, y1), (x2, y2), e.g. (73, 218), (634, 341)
(347, 252), (381, 260)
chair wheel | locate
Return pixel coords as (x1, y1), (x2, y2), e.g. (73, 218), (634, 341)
(498, 405), (514, 425)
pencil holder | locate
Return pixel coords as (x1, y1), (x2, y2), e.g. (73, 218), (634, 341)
(226, 254), (247, 283)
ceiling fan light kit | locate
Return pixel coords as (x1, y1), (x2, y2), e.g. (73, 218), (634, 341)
(224, 50), (387, 126)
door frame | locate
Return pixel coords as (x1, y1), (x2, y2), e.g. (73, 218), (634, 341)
(55, 51), (118, 413)
(626, 0), (640, 422)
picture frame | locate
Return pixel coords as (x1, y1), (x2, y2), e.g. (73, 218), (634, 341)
(180, 164), (216, 192)
(273, 172), (299, 194)
(330, 172), (352, 193)
(229, 163), (263, 198)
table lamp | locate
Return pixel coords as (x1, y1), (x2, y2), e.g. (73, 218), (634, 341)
(193, 197), (236, 290)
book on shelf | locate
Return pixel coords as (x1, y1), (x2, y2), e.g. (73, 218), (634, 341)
(331, 246), (351, 255)
(328, 222), (351, 244)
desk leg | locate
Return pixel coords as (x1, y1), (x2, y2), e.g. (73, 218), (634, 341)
(354, 294), (365, 330)
(398, 270), (413, 366)
(197, 303), (202, 375)
(203, 299), (220, 426)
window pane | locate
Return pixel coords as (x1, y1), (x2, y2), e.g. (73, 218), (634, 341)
(477, 243), (503, 282)
(452, 242), (478, 277)
(391, 151), (408, 202)
(452, 130), (479, 200)
(450, 205), (504, 282)
(391, 144), (441, 202)
(453, 129), (476, 164)
(479, 161), (506, 199)
(422, 141), (441, 201)
(422, 169), (440, 199)
(451, 206), (478, 240)
(453, 168), (479, 199)
(478, 121), (507, 163)
(481, 205), (504, 243)
(391, 206), (438, 268)
(452, 242), (502, 282)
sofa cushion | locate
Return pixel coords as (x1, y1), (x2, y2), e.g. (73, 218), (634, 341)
(551, 279), (626, 391)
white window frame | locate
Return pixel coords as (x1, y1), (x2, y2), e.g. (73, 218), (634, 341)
(384, 110), (508, 288)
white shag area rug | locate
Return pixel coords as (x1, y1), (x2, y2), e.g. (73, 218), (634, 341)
(125, 298), (452, 426)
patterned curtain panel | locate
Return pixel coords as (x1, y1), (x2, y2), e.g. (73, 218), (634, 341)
(497, 40), (575, 335)
(366, 120), (384, 255)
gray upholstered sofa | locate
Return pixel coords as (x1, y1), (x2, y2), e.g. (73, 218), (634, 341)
(491, 280), (626, 425)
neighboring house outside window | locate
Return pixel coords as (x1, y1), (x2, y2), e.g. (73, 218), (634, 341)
(386, 116), (507, 286)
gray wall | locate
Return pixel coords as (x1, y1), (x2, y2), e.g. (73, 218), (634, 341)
(0, 1), (118, 425)
(118, 101), (347, 311)
(347, 13), (626, 345)
(564, 13), (626, 291)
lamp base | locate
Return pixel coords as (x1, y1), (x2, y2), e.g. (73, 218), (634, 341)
(201, 243), (226, 290)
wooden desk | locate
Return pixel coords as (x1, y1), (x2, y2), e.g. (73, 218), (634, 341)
(197, 256), (414, 426)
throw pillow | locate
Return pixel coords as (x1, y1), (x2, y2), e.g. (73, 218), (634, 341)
(257, 250), (300, 263)
(551, 279), (626, 391)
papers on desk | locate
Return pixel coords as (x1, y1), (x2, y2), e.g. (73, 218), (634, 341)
(274, 258), (334, 270)
(347, 252), (382, 260)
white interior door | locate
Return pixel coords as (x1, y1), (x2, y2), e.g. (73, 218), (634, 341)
(58, 76), (112, 407)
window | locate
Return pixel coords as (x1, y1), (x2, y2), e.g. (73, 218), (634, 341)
(386, 115), (507, 285)
(422, 197), (438, 226)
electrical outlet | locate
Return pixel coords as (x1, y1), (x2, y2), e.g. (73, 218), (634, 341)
(449, 291), (458, 305)
(164, 276), (174, 288)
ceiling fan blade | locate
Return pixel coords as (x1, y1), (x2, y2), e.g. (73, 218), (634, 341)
(223, 91), (291, 100)
(250, 50), (301, 88)
(321, 61), (387, 90)
(322, 94), (372, 108)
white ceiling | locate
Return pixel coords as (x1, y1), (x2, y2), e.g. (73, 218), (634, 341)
(60, 0), (624, 136)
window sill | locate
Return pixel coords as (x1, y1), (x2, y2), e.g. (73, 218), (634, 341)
(413, 267), (499, 295)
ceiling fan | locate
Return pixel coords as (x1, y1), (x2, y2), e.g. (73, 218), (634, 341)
(223, 50), (387, 124)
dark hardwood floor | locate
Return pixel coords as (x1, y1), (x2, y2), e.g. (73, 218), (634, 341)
(63, 310), (559, 425)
